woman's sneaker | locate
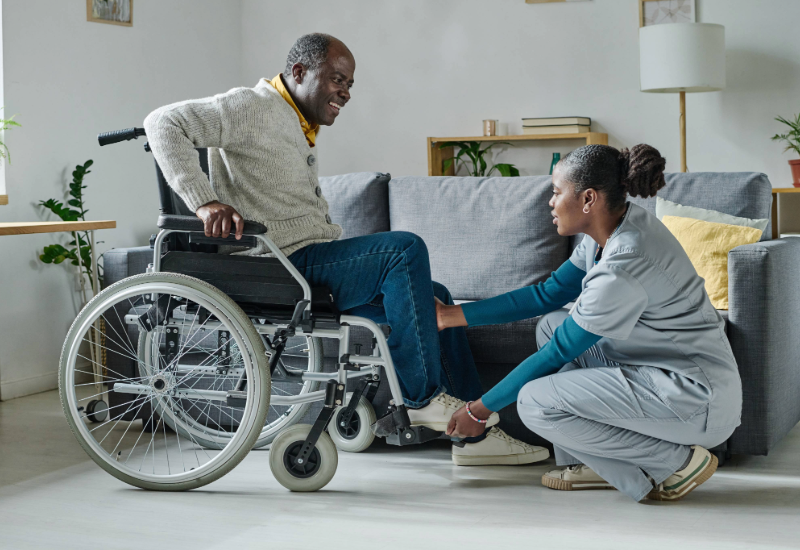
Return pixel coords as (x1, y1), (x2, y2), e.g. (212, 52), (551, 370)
(452, 427), (550, 466)
(647, 446), (718, 501)
(407, 392), (499, 432)
(541, 465), (615, 491)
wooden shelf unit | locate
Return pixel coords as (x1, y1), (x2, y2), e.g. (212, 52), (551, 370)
(0, 195), (8, 206)
(427, 132), (609, 176)
(0, 220), (116, 237)
(771, 187), (800, 239)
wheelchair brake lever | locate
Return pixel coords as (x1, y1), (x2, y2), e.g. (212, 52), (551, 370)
(288, 300), (310, 332)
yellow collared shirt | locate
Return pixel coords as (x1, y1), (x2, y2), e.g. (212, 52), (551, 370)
(268, 74), (319, 148)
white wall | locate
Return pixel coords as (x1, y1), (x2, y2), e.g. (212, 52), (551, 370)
(0, 0), (243, 400)
(2, 0), (799, 399)
(240, 0), (800, 184)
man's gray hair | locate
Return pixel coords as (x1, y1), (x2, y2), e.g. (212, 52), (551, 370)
(284, 33), (335, 77)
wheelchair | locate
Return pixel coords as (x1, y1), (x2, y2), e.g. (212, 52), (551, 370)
(59, 127), (448, 492)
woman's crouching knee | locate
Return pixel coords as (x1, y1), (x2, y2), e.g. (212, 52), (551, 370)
(517, 378), (560, 432)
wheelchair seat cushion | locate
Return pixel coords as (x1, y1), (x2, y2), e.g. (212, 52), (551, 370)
(160, 251), (338, 323)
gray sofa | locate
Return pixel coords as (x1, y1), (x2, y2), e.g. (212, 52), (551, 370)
(104, 171), (800, 458)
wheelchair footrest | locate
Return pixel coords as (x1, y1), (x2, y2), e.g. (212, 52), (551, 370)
(385, 425), (443, 447)
(370, 405), (411, 438)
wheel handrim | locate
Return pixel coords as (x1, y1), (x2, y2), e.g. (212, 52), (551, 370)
(62, 281), (264, 484)
(257, 334), (321, 444)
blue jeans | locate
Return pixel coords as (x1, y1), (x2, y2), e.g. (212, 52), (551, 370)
(288, 231), (483, 408)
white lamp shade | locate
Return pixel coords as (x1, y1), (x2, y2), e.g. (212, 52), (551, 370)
(640, 23), (725, 93)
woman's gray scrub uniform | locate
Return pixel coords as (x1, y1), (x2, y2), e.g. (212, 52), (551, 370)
(517, 202), (743, 501)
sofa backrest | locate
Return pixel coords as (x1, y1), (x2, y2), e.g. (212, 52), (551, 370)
(628, 172), (774, 241)
(388, 176), (570, 301)
(319, 172), (391, 239)
(320, 171), (774, 302)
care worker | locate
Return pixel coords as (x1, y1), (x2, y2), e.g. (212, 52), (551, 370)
(435, 144), (742, 502)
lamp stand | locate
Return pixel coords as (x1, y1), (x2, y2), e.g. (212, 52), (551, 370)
(679, 91), (687, 172)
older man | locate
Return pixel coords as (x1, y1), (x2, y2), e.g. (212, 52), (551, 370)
(144, 33), (544, 465)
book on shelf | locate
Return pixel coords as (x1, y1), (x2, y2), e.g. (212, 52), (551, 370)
(522, 125), (589, 135)
(522, 116), (591, 127)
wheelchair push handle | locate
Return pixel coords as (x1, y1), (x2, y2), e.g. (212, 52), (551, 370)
(98, 127), (146, 146)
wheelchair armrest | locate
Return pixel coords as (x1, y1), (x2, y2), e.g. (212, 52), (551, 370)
(157, 214), (268, 235)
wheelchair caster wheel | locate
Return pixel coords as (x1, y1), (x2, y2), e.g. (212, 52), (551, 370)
(85, 400), (109, 423)
(269, 424), (338, 492)
(329, 394), (376, 453)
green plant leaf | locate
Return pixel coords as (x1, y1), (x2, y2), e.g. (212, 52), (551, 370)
(494, 163), (520, 177)
(442, 158), (454, 174)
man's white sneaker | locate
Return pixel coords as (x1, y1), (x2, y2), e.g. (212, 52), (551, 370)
(541, 465), (615, 491)
(452, 427), (549, 466)
(647, 445), (717, 501)
(407, 392), (499, 432)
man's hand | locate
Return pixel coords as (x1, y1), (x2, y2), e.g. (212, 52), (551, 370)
(446, 399), (492, 438)
(195, 201), (244, 240)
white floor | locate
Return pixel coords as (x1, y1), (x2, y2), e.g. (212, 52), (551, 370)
(1, 391), (799, 550)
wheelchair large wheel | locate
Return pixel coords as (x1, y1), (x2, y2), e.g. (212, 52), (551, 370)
(138, 331), (321, 450)
(59, 272), (270, 491)
(255, 334), (322, 449)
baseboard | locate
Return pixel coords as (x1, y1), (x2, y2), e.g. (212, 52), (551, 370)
(0, 370), (58, 401)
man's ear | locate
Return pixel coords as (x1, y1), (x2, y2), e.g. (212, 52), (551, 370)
(291, 63), (306, 84)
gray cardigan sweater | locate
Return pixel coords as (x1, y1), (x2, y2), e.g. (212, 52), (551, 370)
(143, 79), (342, 257)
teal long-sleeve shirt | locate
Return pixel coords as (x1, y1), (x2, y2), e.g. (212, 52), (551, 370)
(461, 260), (602, 411)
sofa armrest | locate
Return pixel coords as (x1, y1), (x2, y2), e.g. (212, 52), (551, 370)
(103, 246), (153, 288)
(727, 237), (800, 455)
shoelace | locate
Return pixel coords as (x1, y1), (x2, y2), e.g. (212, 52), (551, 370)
(435, 393), (465, 409)
(489, 427), (533, 450)
(566, 465), (590, 474)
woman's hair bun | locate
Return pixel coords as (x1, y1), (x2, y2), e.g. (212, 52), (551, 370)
(619, 144), (666, 198)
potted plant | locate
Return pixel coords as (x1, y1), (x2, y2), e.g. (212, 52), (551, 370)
(439, 141), (520, 177)
(771, 113), (800, 187)
(0, 108), (21, 164)
(39, 160), (104, 302)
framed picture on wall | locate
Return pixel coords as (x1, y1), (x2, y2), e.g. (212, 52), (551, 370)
(87, 0), (133, 27)
(639, 0), (695, 27)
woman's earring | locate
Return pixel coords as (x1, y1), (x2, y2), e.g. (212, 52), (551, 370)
(583, 207), (590, 214)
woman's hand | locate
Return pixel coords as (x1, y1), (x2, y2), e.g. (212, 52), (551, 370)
(435, 297), (467, 332)
(446, 399), (492, 438)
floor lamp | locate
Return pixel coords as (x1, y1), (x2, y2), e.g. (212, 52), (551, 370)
(639, 23), (725, 172)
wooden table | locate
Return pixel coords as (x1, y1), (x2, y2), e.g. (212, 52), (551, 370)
(0, 220), (117, 395)
(771, 188), (800, 239)
(427, 133), (609, 176)
(0, 220), (116, 236)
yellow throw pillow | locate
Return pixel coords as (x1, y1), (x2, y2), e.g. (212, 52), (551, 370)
(662, 215), (762, 310)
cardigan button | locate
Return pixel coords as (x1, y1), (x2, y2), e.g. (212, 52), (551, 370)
(307, 154), (316, 166)
(315, 186), (322, 197)
(326, 214), (332, 224)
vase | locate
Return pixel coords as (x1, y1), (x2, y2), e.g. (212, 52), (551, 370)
(790, 159), (800, 187)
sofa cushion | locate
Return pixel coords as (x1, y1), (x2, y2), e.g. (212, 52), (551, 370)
(319, 172), (391, 239)
(628, 172), (774, 241)
(388, 176), (570, 300)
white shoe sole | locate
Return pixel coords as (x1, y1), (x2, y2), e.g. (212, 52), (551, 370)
(541, 475), (615, 491)
(410, 412), (500, 433)
(646, 452), (718, 501)
(452, 446), (550, 466)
